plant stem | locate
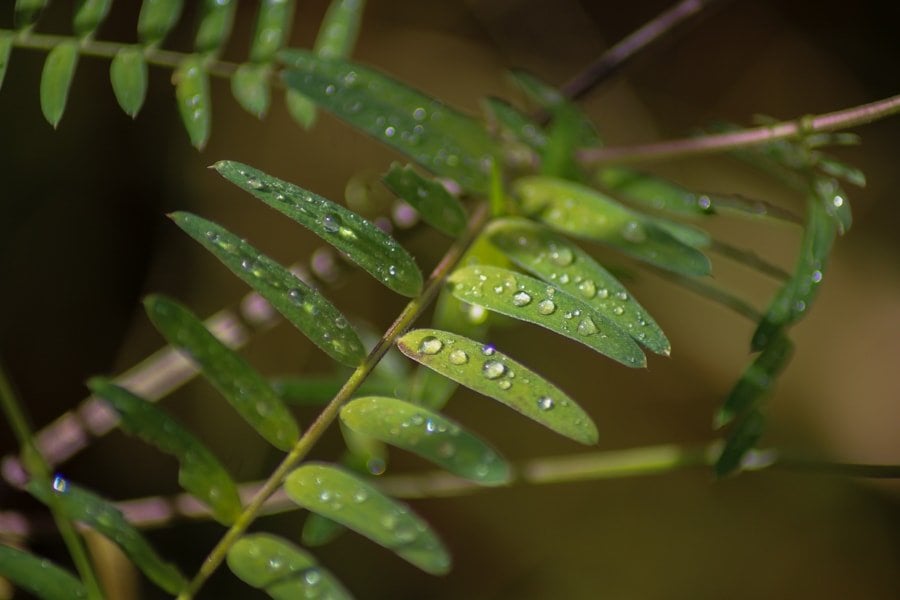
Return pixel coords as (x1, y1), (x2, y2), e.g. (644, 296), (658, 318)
(578, 94), (900, 164)
(0, 361), (105, 600)
(177, 204), (491, 599)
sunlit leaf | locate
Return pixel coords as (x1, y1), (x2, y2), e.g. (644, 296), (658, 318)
(14, 0), (47, 28)
(482, 96), (547, 149)
(144, 294), (300, 450)
(382, 163), (467, 236)
(314, 0), (367, 59)
(398, 329), (599, 444)
(448, 265), (646, 368)
(74, 0), (112, 37)
(250, 0), (296, 63)
(88, 378), (242, 525)
(110, 47), (148, 118)
(174, 56), (211, 149)
(284, 463), (451, 575)
(137, 0), (184, 45)
(28, 478), (186, 595)
(0, 32), (12, 92)
(341, 396), (511, 485)
(814, 177), (852, 235)
(213, 161), (423, 296)
(231, 63), (271, 118)
(486, 217), (670, 355)
(714, 409), (765, 478)
(39, 41), (78, 128)
(280, 49), (500, 194)
(0, 545), (87, 600)
(194, 0), (237, 54)
(227, 534), (352, 600)
(598, 167), (714, 217)
(513, 176), (711, 276)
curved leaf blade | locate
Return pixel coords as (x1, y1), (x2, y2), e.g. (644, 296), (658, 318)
(110, 47), (148, 118)
(598, 167), (715, 217)
(28, 478), (186, 595)
(213, 161), (423, 296)
(302, 512), (346, 547)
(397, 329), (599, 444)
(513, 176), (711, 276)
(714, 409), (766, 478)
(74, 0), (112, 37)
(227, 534), (353, 600)
(250, 0), (296, 63)
(382, 163), (467, 237)
(194, 0), (237, 54)
(0, 32), (12, 92)
(315, 0), (367, 59)
(231, 63), (271, 119)
(487, 217), (670, 355)
(144, 294), (300, 450)
(40, 41), (79, 128)
(815, 177), (852, 235)
(285, 89), (317, 129)
(0, 545), (87, 600)
(88, 378), (242, 525)
(341, 396), (511, 485)
(482, 96), (547, 150)
(448, 265), (646, 368)
(174, 56), (211, 149)
(14, 0), (48, 28)
(280, 49), (500, 194)
(284, 464), (451, 575)
(137, 0), (184, 45)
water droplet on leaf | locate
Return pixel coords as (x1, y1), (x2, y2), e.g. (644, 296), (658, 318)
(419, 336), (443, 355)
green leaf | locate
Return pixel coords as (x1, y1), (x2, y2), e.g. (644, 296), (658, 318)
(540, 104), (589, 180)
(507, 69), (565, 109)
(285, 89), (317, 129)
(137, 0), (184, 45)
(28, 478), (187, 595)
(40, 41), (79, 128)
(144, 294), (300, 450)
(0, 32), (12, 92)
(14, 0), (48, 28)
(88, 378), (242, 525)
(714, 409), (765, 478)
(448, 265), (646, 368)
(271, 375), (398, 406)
(74, 0), (112, 37)
(194, 0), (237, 54)
(280, 49), (500, 194)
(174, 56), (211, 149)
(110, 47), (148, 118)
(231, 63), (271, 119)
(397, 329), (599, 444)
(302, 512), (346, 547)
(250, 0), (296, 63)
(508, 69), (599, 146)
(284, 463), (451, 575)
(598, 167), (714, 217)
(314, 0), (367, 59)
(814, 177), (852, 235)
(0, 545), (87, 600)
(227, 533), (353, 600)
(816, 155), (866, 188)
(341, 396), (511, 485)
(382, 163), (467, 236)
(513, 176), (712, 276)
(486, 217), (670, 355)
(482, 96), (547, 149)
(213, 161), (423, 297)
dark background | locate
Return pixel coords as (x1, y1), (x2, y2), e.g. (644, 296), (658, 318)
(1, 0), (899, 598)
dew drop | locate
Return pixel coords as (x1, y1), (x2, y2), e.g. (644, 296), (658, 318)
(413, 107), (426, 121)
(367, 457), (386, 475)
(247, 178), (266, 190)
(811, 270), (823, 283)
(549, 246), (574, 266)
(204, 230), (219, 242)
(577, 279), (597, 299)
(287, 288), (304, 303)
(449, 349), (469, 365)
(51, 475), (68, 493)
(498, 380), (512, 390)
(304, 570), (322, 585)
(321, 213), (341, 233)
(597, 288), (609, 299)
(537, 299), (557, 315)
(492, 284), (505, 294)
(482, 360), (506, 379)
(353, 489), (369, 503)
(537, 396), (555, 411)
(833, 195), (844, 208)
(612, 306), (625, 316)
(616, 291), (629, 301)
(419, 336), (443, 355)
(425, 418), (438, 433)
(384, 126), (396, 137)
(481, 344), (496, 356)
(512, 291), (532, 306)
(324, 84), (336, 95)
(577, 317), (598, 336)
(622, 221), (647, 243)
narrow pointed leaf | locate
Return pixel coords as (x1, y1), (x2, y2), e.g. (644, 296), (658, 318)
(231, 63), (271, 119)
(213, 161), (423, 296)
(448, 265), (646, 368)
(285, 464), (451, 575)
(88, 378), (242, 525)
(398, 329), (599, 444)
(508, 69), (565, 109)
(74, 0), (112, 37)
(816, 155), (865, 188)
(144, 294), (300, 450)
(40, 41), (79, 128)
(541, 104), (589, 180)
(487, 218), (670, 355)
(815, 177), (852, 235)
(28, 478), (186, 594)
(227, 534), (353, 600)
(0, 32), (12, 92)
(314, 0), (367, 59)
(280, 49), (500, 194)
(514, 176), (711, 276)
(382, 163), (467, 236)
(250, 0), (296, 63)
(598, 167), (714, 216)
(137, 0), (184, 45)
(508, 69), (599, 146)
(14, 0), (48, 28)
(0, 545), (87, 600)
(110, 47), (148, 118)
(174, 57), (211, 149)
(194, 0), (237, 54)
(714, 335), (793, 429)
(482, 96), (547, 149)
(341, 396), (511, 485)
(714, 409), (766, 478)
(285, 89), (317, 129)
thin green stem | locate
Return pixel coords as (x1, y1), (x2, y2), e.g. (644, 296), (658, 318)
(0, 361), (105, 600)
(177, 204), (491, 599)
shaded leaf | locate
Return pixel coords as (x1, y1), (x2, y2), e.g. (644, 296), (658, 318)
(40, 41), (79, 128)
(486, 217), (670, 355)
(314, 0), (367, 60)
(194, 0), (237, 54)
(598, 167), (714, 217)
(0, 32), (12, 92)
(144, 294), (300, 450)
(714, 409), (765, 478)
(448, 265), (646, 368)
(514, 176), (711, 276)
(482, 96), (547, 149)
(14, 0), (47, 28)
(227, 534), (352, 600)
(271, 375), (398, 406)
(250, 0), (296, 63)
(213, 161), (423, 297)
(398, 329), (599, 444)
(88, 378), (242, 525)
(284, 463), (451, 575)
(137, 0), (184, 45)
(382, 163), (467, 236)
(110, 47), (148, 118)
(28, 478), (186, 595)
(174, 56), (211, 149)
(341, 396), (511, 485)
(302, 512), (347, 547)
(231, 63), (271, 119)
(816, 155), (865, 188)
(285, 89), (317, 129)
(814, 177), (852, 235)
(0, 545), (87, 600)
(74, 0), (112, 37)
(280, 49), (500, 194)
(508, 69), (599, 145)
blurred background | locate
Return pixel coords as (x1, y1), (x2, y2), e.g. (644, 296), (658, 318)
(1, 0), (899, 598)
